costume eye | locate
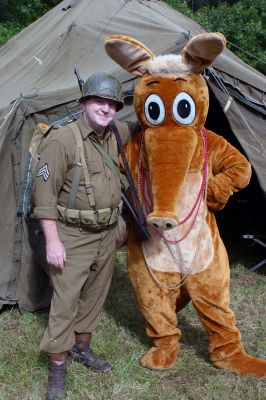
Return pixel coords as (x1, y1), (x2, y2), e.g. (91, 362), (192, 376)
(172, 92), (195, 125)
(144, 94), (165, 126)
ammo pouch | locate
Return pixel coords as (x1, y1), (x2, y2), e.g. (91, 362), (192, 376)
(57, 201), (123, 230)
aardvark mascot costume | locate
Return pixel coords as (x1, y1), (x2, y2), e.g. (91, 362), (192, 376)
(105, 33), (266, 378)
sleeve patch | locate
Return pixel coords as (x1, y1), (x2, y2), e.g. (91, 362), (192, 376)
(36, 163), (50, 182)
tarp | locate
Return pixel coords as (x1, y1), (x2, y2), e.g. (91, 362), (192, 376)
(0, 0), (265, 311)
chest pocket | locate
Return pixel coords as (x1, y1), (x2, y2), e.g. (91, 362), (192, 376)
(87, 161), (102, 174)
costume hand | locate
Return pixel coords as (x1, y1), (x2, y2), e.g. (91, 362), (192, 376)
(207, 176), (230, 211)
(46, 239), (66, 270)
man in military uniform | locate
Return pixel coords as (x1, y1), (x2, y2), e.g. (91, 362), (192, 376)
(33, 72), (139, 400)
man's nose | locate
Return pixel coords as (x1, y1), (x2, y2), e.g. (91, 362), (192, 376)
(101, 103), (110, 112)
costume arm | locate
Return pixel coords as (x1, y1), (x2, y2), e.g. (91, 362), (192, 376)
(40, 219), (66, 269)
(207, 132), (252, 211)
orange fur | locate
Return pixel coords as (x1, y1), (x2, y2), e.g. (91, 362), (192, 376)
(105, 33), (265, 377)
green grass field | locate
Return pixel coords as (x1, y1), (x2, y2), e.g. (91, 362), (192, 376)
(1, 248), (265, 400)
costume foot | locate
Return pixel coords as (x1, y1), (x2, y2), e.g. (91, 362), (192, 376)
(214, 350), (266, 378)
(46, 363), (66, 400)
(69, 342), (112, 372)
(139, 346), (179, 370)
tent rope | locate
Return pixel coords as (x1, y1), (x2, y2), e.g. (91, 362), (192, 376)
(207, 68), (266, 156)
(227, 40), (266, 65)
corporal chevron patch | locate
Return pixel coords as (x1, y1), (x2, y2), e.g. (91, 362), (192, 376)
(37, 163), (50, 182)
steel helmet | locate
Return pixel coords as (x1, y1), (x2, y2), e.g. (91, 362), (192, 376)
(79, 72), (124, 111)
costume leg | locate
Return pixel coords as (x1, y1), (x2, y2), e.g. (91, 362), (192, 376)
(186, 240), (266, 378)
(128, 235), (181, 370)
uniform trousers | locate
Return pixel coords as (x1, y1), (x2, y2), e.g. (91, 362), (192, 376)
(40, 221), (117, 353)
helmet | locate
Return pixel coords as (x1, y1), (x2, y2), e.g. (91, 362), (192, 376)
(79, 72), (124, 111)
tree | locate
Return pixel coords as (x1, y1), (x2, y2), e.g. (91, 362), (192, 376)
(0, 0), (60, 24)
(194, 0), (266, 73)
(165, 0), (266, 74)
(0, 0), (60, 46)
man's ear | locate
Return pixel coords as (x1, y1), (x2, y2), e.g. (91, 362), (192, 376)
(80, 100), (85, 111)
(182, 32), (226, 73)
(105, 35), (154, 76)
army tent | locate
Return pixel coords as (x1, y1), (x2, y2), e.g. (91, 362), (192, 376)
(0, 0), (265, 311)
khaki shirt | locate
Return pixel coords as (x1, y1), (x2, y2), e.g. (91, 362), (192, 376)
(33, 114), (139, 220)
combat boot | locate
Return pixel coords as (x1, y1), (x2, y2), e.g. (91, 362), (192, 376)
(69, 333), (112, 372)
(46, 352), (67, 400)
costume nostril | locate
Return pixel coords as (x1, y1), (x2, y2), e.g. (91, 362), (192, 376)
(166, 223), (172, 229)
(153, 223), (159, 228)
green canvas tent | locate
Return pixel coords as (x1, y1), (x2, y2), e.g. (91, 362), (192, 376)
(0, 0), (265, 311)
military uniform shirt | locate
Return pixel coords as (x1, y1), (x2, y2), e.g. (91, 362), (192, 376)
(33, 114), (138, 219)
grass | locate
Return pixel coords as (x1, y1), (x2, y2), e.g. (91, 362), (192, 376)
(0, 249), (265, 400)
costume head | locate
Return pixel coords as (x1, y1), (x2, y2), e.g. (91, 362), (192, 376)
(105, 33), (226, 229)
(80, 72), (124, 111)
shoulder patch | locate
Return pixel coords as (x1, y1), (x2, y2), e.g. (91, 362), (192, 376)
(36, 163), (50, 182)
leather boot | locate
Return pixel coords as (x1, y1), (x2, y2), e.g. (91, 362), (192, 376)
(46, 352), (67, 400)
(69, 333), (112, 372)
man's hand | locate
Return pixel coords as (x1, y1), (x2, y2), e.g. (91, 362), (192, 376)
(40, 219), (66, 269)
(46, 238), (66, 269)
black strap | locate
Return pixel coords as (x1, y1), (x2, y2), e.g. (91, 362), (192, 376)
(109, 121), (147, 229)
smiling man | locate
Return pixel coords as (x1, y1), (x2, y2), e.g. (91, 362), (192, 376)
(33, 72), (139, 400)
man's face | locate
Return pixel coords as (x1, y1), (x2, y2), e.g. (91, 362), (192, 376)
(81, 96), (116, 134)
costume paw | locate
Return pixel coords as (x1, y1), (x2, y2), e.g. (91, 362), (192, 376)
(139, 346), (179, 370)
(214, 350), (266, 378)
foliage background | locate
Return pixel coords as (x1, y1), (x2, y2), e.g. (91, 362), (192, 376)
(0, 0), (59, 46)
(166, 0), (266, 74)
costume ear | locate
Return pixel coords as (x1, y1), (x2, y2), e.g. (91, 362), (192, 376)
(182, 32), (226, 73)
(105, 35), (154, 76)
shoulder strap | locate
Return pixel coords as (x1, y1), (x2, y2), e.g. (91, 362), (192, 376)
(89, 135), (129, 192)
(68, 123), (96, 209)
